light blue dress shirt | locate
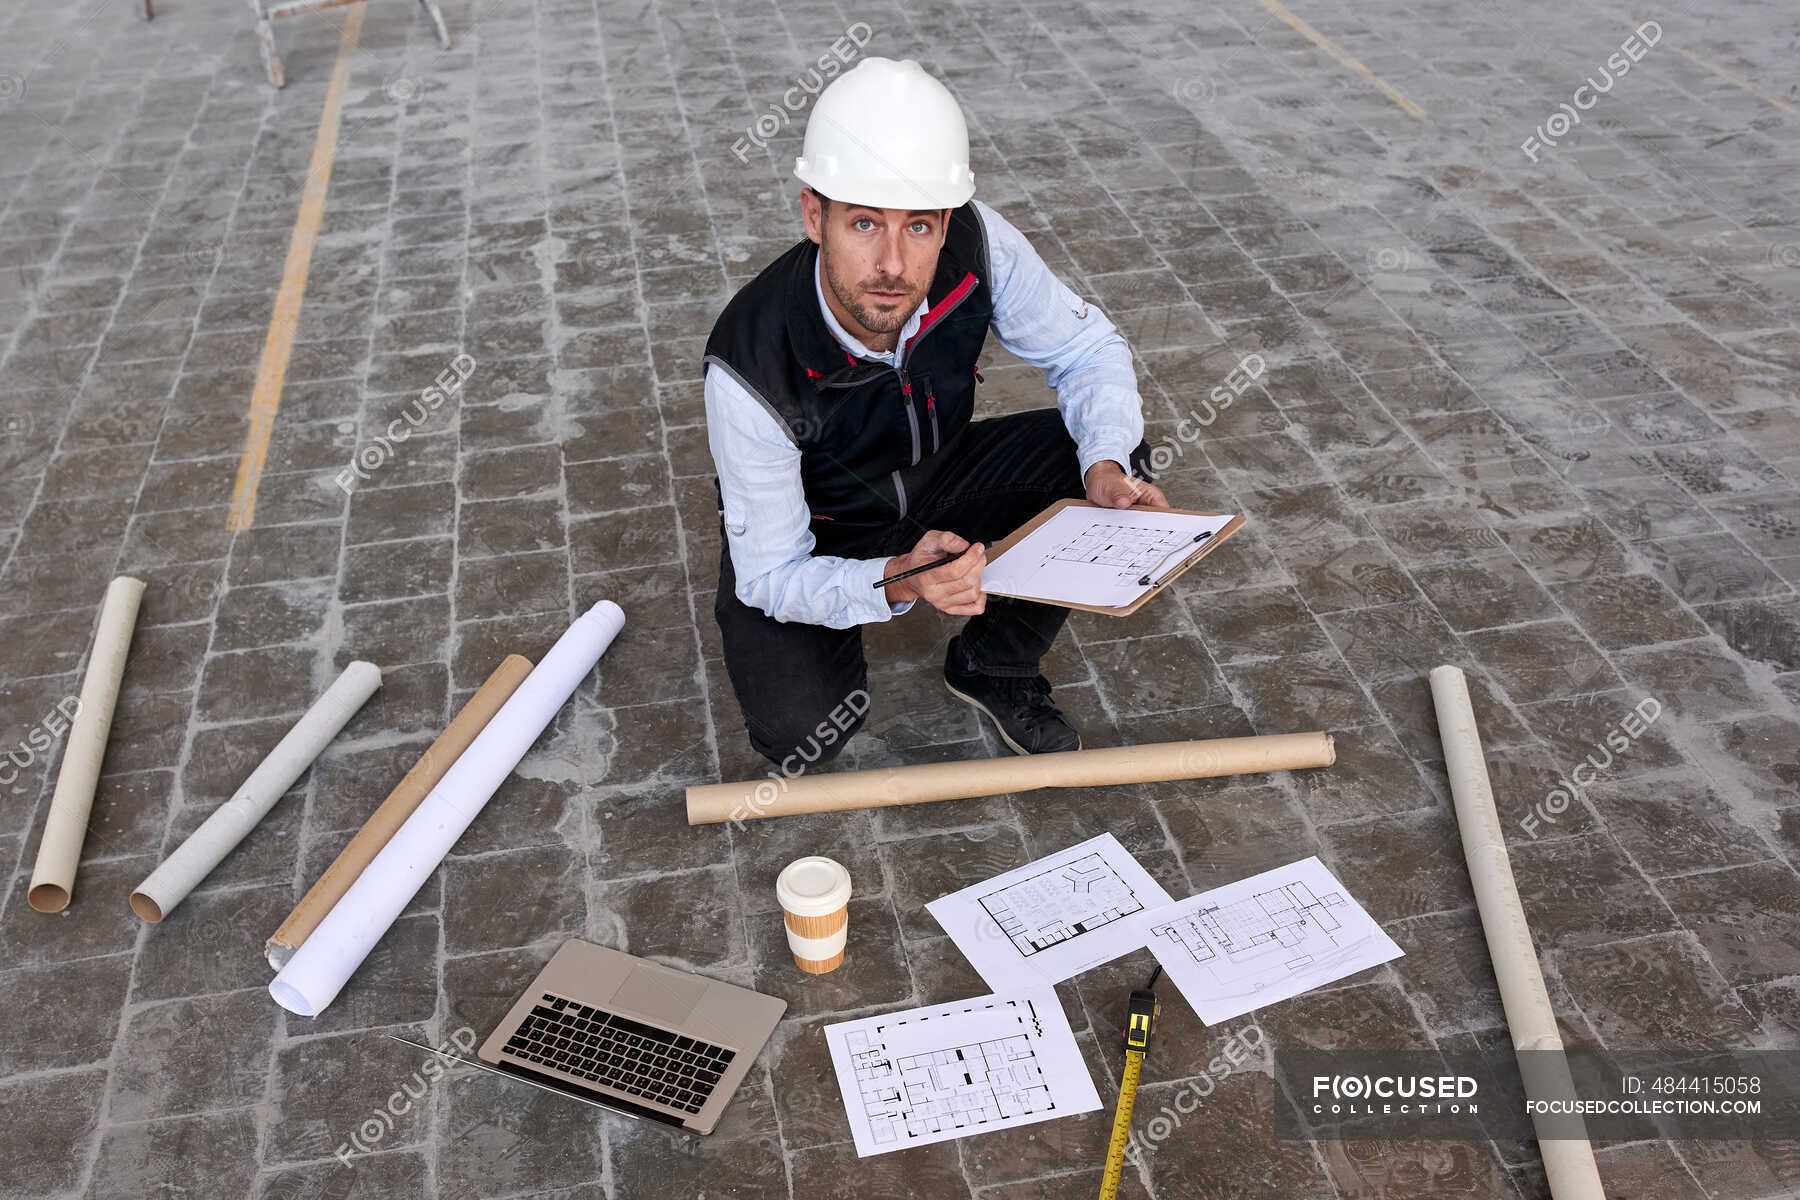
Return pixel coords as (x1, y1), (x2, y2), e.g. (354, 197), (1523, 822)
(704, 198), (1145, 629)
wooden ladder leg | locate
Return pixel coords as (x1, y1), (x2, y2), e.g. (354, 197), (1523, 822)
(256, 18), (285, 87)
(419, 0), (451, 49)
(245, 0), (283, 88)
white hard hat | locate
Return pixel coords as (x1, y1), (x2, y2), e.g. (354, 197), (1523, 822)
(794, 57), (975, 210)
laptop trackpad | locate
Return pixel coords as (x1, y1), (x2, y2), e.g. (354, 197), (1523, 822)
(611, 965), (706, 1024)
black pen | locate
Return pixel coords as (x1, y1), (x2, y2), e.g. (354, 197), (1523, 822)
(873, 545), (970, 589)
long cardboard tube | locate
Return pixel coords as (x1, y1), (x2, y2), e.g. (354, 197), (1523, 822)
(263, 653), (534, 969)
(131, 660), (382, 923)
(28, 576), (147, 913)
(685, 732), (1336, 825)
(1429, 665), (1604, 1200)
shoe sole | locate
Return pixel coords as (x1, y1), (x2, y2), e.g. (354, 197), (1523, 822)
(944, 679), (1082, 757)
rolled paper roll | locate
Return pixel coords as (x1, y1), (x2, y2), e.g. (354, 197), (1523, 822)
(264, 653), (534, 968)
(131, 660), (382, 923)
(1430, 665), (1605, 1200)
(270, 601), (625, 1017)
(686, 731), (1336, 825)
(28, 576), (147, 913)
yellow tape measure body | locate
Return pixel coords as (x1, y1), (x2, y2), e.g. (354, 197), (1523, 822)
(1099, 978), (1160, 1199)
(1098, 1045), (1145, 1199)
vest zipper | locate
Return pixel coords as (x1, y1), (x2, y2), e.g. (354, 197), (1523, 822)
(821, 273), (977, 519)
(898, 370), (922, 466)
(902, 271), (979, 357)
(895, 273), (976, 467)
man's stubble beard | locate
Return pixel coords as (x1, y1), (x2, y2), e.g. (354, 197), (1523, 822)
(821, 241), (921, 337)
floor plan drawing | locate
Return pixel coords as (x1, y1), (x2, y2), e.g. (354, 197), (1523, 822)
(1151, 878), (1350, 973)
(979, 505), (1237, 609)
(844, 1001), (1050, 1146)
(978, 850), (1145, 957)
(927, 833), (1174, 989)
(1048, 520), (1200, 582)
(1144, 857), (1404, 1025)
(824, 990), (1100, 1157)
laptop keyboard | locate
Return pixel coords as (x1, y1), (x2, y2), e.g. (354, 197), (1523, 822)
(504, 991), (737, 1115)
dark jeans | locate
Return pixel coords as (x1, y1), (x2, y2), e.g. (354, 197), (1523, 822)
(715, 408), (1149, 769)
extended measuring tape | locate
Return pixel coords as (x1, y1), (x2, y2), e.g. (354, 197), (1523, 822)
(1098, 967), (1161, 1200)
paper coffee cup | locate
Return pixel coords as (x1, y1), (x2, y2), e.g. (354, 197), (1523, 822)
(776, 856), (851, 974)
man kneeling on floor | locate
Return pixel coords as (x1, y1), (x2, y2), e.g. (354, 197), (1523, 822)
(704, 57), (1168, 770)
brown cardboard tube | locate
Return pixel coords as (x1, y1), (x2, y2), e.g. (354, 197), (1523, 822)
(263, 654), (533, 967)
(686, 731), (1335, 825)
(28, 576), (146, 913)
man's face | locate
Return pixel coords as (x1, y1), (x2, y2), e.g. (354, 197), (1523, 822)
(802, 190), (948, 350)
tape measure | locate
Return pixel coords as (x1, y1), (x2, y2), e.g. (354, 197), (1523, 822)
(1098, 967), (1161, 1200)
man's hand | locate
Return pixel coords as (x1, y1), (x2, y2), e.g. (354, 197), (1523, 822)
(884, 530), (986, 614)
(1086, 460), (1169, 509)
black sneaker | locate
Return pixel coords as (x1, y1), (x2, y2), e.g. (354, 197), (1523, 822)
(943, 642), (1081, 756)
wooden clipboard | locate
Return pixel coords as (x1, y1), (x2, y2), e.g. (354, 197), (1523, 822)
(982, 499), (1246, 616)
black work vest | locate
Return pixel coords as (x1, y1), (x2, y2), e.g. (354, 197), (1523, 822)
(703, 202), (993, 530)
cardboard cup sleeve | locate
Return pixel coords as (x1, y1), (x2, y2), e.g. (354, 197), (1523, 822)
(777, 856), (851, 974)
(783, 907), (847, 939)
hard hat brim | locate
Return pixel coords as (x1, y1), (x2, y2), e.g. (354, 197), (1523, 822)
(794, 163), (974, 212)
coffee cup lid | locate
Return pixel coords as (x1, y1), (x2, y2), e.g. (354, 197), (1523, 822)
(776, 856), (852, 916)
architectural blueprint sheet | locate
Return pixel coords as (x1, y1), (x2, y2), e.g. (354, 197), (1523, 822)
(980, 506), (1237, 609)
(824, 990), (1100, 1157)
(926, 833), (1174, 989)
(1144, 856), (1403, 1024)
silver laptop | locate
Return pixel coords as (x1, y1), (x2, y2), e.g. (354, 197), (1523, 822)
(407, 940), (786, 1135)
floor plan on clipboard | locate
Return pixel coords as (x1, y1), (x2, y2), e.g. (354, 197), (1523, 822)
(980, 503), (1239, 611)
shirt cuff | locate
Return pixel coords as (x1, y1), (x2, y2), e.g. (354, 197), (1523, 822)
(1077, 437), (1136, 483)
(848, 556), (903, 625)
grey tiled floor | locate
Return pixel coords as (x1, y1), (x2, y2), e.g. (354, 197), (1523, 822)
(1, 0), (1798, 1197)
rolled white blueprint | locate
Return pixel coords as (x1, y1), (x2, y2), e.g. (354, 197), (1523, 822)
(270, 600), (625, 1017)
(131, 660), (382, 923)
(28, 576), (147, 913)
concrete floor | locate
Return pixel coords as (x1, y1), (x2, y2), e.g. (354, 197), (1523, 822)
(1, 0), (1798, 1196)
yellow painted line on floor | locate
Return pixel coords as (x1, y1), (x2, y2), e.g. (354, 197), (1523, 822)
(1255, 0), (1427, 120)
(1584, 5), (1796, 115)
(1672, 46), (1797, 115)
(227, 3), (365, 532)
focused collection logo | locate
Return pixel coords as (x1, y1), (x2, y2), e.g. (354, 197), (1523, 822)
(1310, 1072), (1481, 1116)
